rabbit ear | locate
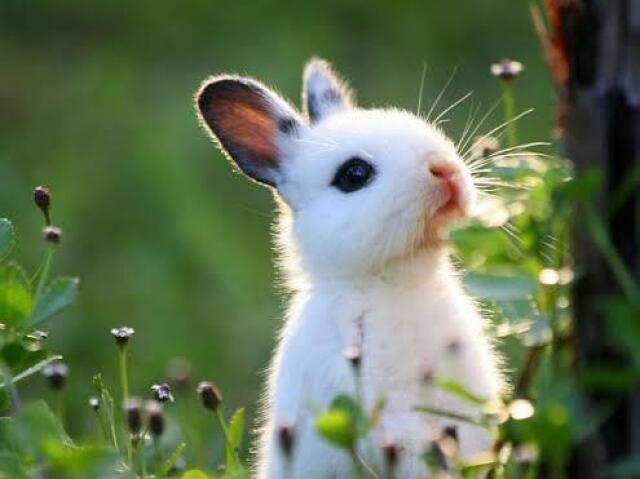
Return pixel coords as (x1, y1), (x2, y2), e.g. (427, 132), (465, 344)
(303, 58), (354, 124)
(196, 76), (302, 187)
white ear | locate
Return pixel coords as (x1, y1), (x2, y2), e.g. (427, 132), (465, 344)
(302, 58), (354, 124)
(196, 76), (302, 187)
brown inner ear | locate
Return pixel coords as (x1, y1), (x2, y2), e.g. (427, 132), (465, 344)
(212, 93), (279, 170)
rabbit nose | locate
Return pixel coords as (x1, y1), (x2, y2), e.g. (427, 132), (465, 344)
(428, 161), (457, 180)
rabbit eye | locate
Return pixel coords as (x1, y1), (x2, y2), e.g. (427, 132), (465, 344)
(331, 157), (375, 193)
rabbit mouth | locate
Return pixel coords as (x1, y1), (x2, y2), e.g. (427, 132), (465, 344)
(419, 179), (472, 248)
(433, 179), (469, 220)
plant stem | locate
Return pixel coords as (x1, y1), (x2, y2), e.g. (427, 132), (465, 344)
(0, 355), (62, 389)
(215, 408), (230, 441)
(352, 367), (377, 471)
(118, 349), (129, 404)
(118, 348), (131, 464)
(33, 244), (55, 304)
(94, 410), (110, 444)
(501, 80), (517, 148)
(140, 437), (147, 478)
(153, 437), (162, 475)
(107, 406), (120, 454)
(134, 427), (148, 477)
(54, 389), (65, 425)
(414, 406), (489, 428)
(515, 345), (545, 398)
(351, 449), (381, 479)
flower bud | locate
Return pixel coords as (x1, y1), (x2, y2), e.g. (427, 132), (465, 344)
(277, 421), (295, 459)
(382, 437), (399, 472)
(42, 226), (62, 244)
(490, 58), (524, 81)
(125, 398), (143, 434)
(43, 361), (68, 390)
(151, 383), (174, 403)
(197, 381), (222, 411)
(89, 396), (100, 412)
(33, 186), (51, 225)
(111, 326), (135, 348)
(146, 401), (165, 437)
(342, 345), (362, 370)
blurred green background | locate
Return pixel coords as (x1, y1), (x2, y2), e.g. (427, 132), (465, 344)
(0, 0), (552, 441)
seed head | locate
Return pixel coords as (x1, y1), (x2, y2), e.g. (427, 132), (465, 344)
(197, 381), (222, 411)
(442, 425), (459, 443)
(151, 383), (174, 403)
(277, 421), (295, 458)
(33, 186), (51, 225)
(471, 136), (499, 160)
(125, 398), (143, 434)
(342, 345), (362, 370)
(146, 401), (165, 437)
(111, 326), (135, 348)
(422, 367), (434, 384)
(89, 396), (100, 412)
(33, 186), (51, 209)
(43, 361), (68, 390)
(42, 226), (62, 244)
(382, 437), (399, 472)
(490, 58), (524, 81)
(438, 425), (459, 459)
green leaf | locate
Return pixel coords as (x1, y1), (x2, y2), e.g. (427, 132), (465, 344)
(436, 378), (487, 406)
(315, 408), (356, 450)
(219, 466), (248, 479)
(42, 440), (119, 479)
(0, 451), (29, 479)
(6, 401), (73, 460)
(464, 271), (536, 301)
(29, 277), (79, 327)
(330, 394), (370, 437)
(159, 442), (186, 477)
(0, 390), (10, 414)
(1, 341), (46, 372)
(0, 219), (15, 263)
(460, 454), (497, 474)
(181, 470), (212, 479)
(226, 407), (245, 467)
(0, 263), (33, 327)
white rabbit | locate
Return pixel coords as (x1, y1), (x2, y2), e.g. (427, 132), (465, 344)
(195, 58), (504, 478)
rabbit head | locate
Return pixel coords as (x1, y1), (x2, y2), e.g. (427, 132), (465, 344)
(196, 58), (476, 280)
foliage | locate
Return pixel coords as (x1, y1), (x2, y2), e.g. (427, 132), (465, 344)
(1, 2), (639, 478)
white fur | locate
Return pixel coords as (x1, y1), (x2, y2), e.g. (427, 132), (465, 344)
(197, 59), (504, 478)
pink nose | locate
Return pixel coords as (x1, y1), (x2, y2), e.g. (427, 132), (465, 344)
(429, 162), (456, 180)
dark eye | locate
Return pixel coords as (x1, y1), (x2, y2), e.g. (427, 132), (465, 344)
(331, 157), (375, 193)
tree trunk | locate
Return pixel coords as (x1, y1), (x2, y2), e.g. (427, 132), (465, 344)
(548, 0), (640, 477)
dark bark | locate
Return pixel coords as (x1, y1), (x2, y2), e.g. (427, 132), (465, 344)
(549, 0), (640, 477)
